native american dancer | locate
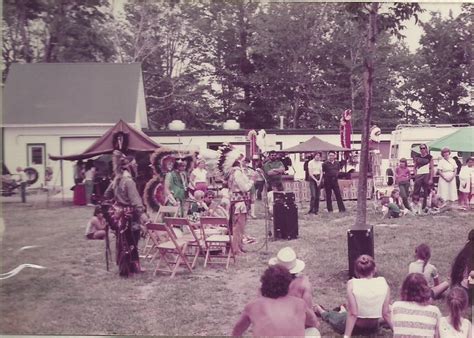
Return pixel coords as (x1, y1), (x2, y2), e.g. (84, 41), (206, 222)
(143, 148), (195, 217)
(104, 150), (150, 277)
(217, 145), (257, 254)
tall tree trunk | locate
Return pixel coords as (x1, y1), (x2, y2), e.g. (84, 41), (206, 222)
(353, 2), (378, 230)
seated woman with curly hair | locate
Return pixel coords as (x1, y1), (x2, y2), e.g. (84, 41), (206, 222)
(392, 273), (441, 337)
(232, 264), (320, 337)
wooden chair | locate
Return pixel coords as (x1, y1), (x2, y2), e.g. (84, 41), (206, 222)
(141, 205), (179, 260)
(200, 217), (235, 269)
(164, 217), (205, 269)
(146, 222), (192, 278)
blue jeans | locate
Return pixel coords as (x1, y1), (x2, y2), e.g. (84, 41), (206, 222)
(321, 311), (379, 336)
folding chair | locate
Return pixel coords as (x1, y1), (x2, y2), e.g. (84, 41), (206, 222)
(146, 222), (192, 278)
(164, 217), (205, 269)
(200, 217), (235, 269)
(141, 205), (179, 260)
(199, 215), (225, 238)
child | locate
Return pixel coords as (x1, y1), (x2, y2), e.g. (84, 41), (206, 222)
(427, 187), (447, 214)
(381, 195), (402, 218)
(390, 189), (409, 216)
(439, 287), (471, 338)
(410, 194), (423, 215)
(85, 206), (106, 240)
(187, 190), (208, 221)
(408, 243), (449, 298)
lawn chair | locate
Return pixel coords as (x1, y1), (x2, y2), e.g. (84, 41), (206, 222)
(200, 217), (235, 269)
(164, 217), (205, 269)
(146, 222), (192, 278)
(141, 205), (179, 260)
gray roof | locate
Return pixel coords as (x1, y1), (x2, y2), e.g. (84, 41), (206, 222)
(3, 63), (142, 125)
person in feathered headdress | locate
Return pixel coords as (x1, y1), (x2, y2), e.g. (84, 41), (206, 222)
(143, 148), (194, 214)
(104, 150), (150, 276)
(217, 144), (257, 254)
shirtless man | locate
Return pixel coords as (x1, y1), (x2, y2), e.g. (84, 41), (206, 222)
(232, 265), (319, 337)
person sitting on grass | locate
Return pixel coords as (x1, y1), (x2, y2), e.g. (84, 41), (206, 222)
(426, 186), (447, 214)
(85, 206), (106, 240)
(232, 264), (320, 337)
(410, 194), (423, 215)
(269, 247), (314, 310)
(392, 273), (441, 337)
(439, 286), (471, 338)
(314, 255), (392, 337)
(381, 196), (403, 219)
(408, 243), (449, 299)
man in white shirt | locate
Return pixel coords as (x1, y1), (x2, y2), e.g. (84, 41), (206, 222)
(307, 152), (323, 215)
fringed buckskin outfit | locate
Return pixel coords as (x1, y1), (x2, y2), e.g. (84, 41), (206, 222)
(228, 166), (254, 254)
(105, 170), (147, 276)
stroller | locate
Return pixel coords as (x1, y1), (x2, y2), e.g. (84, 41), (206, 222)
(1, 164), (38, 196)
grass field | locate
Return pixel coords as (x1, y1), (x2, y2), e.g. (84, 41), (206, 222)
(0, 199), (472, 336)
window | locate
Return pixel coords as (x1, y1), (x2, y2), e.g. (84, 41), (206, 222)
(410, 143), (420, 159)
(31, 146), (43, 165)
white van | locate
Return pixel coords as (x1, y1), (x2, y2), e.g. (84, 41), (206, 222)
(388, 124), (469, 174)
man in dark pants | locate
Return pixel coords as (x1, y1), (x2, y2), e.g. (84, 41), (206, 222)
(307, 152), (322, 214)
(322, 151), (346, 213)
(413, 144), (434, 210)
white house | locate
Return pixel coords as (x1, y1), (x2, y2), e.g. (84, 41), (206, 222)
(2, 63), (148, 194)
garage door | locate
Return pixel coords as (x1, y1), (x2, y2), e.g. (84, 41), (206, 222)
(61, 137), (97, 196)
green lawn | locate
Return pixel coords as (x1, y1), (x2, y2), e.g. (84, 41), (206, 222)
(0, 199), (472, 336)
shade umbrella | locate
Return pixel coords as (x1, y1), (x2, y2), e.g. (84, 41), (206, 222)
(281, 136), (351, 153)
(411, 126), (474, 153)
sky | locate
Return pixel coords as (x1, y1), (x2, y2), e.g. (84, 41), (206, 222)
(402, 3), (463, 52)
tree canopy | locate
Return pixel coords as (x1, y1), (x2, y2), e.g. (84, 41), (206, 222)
(2, 1), (471, 129)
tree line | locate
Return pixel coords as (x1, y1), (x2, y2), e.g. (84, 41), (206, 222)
(3, 1), (472, 130)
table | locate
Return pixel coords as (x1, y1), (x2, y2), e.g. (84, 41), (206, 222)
(282, 179), (374, 204)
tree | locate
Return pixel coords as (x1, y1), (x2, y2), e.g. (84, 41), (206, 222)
(349, 2), (422, 231)
(251, 2), (343, 128)
(404, 6), (471, 123)
(2, 0), (115, 81)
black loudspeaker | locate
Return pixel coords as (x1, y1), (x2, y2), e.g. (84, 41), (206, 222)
(273, 199), (298, 240)
(347, 227), (375, 278)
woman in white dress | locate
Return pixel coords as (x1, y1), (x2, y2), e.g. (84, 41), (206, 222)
(437, 147), (458, 202)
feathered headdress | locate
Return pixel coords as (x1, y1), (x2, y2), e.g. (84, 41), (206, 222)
(144, 147), (195, 212)
(150, 147), (195, 177)
(217, 144), (244, 178)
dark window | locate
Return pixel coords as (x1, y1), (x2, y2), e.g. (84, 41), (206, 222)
(31, 147), (43, 165)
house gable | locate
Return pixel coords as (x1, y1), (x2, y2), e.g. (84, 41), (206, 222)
(3, 63), (147, 126)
